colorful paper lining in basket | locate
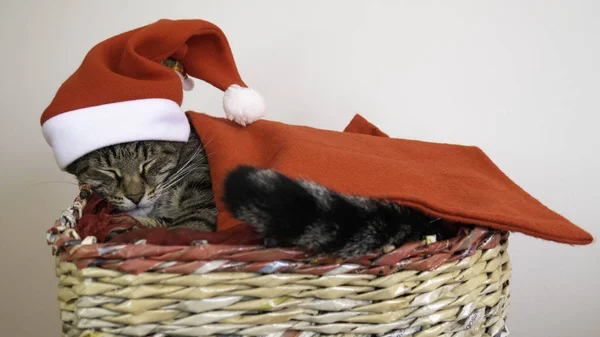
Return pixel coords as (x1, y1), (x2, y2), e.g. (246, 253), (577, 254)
(48, 186), (511, 337)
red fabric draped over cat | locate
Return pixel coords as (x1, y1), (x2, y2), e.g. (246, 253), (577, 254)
(186, 112), (592, 245)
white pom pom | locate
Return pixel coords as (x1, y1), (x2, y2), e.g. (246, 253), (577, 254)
(223, 84), (266, 126)
(175, 72), (195, 91)
(182, 77), (195, 91)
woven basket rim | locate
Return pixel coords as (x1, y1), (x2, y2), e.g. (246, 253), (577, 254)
(47, 186), (509, 276)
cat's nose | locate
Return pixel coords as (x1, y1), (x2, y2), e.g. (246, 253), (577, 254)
(125, 193), (144, 205)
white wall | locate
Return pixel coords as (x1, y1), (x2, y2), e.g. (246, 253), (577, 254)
(1, 1), (598, 336)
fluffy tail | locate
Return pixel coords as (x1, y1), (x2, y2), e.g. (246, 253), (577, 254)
(222, 165), (439, 258)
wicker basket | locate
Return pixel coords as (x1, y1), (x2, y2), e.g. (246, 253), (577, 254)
(47, 188), (511, 337)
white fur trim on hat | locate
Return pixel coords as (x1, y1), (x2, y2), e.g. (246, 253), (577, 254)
(42, 98), (190, 170)
(223, 84), (266, 126)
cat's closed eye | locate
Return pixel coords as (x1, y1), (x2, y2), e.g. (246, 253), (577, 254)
(98, 169), (121, 181)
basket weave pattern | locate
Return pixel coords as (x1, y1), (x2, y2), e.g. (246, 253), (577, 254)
(49, 189), (511, 337)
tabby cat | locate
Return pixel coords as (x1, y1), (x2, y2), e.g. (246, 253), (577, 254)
(67, 124), (449, 258)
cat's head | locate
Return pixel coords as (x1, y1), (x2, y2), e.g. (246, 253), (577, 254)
(66, 140), (183, 215)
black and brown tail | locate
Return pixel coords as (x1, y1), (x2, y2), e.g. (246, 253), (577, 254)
(222, 165), (446, 258)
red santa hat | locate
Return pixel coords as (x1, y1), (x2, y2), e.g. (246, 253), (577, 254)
(41, 19), (265, 170)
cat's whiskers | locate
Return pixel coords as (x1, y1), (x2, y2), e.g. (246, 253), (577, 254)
(153, 162), (199, 199)
(203, 149), (220, 158)
(164, 147), (203, 182)
(198, 135), (215, 149)
(156, 167), (196, 195)
(161, 167), (196, 188)
(166, 161), (196, 183)
(29, 180), (78, 187)
(162, 152), (200, 186)
(152, 146), (216, 200)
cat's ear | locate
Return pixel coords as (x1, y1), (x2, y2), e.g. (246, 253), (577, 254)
(65, 162), (78, 175)
(65, 159), (86, 176)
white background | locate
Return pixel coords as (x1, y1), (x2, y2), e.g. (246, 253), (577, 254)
(1, 1), (598, 336)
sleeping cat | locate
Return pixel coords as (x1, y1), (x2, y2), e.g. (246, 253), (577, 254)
(67, 124), (449, 258)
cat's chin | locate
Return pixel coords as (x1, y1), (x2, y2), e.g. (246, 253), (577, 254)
(127, 206), (154, 217)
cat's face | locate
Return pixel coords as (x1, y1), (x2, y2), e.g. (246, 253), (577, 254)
(67, 141), (182, 216)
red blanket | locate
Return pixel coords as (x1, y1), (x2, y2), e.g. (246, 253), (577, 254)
(78, 113), (592, 246)
(189, 112), (592, 245)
